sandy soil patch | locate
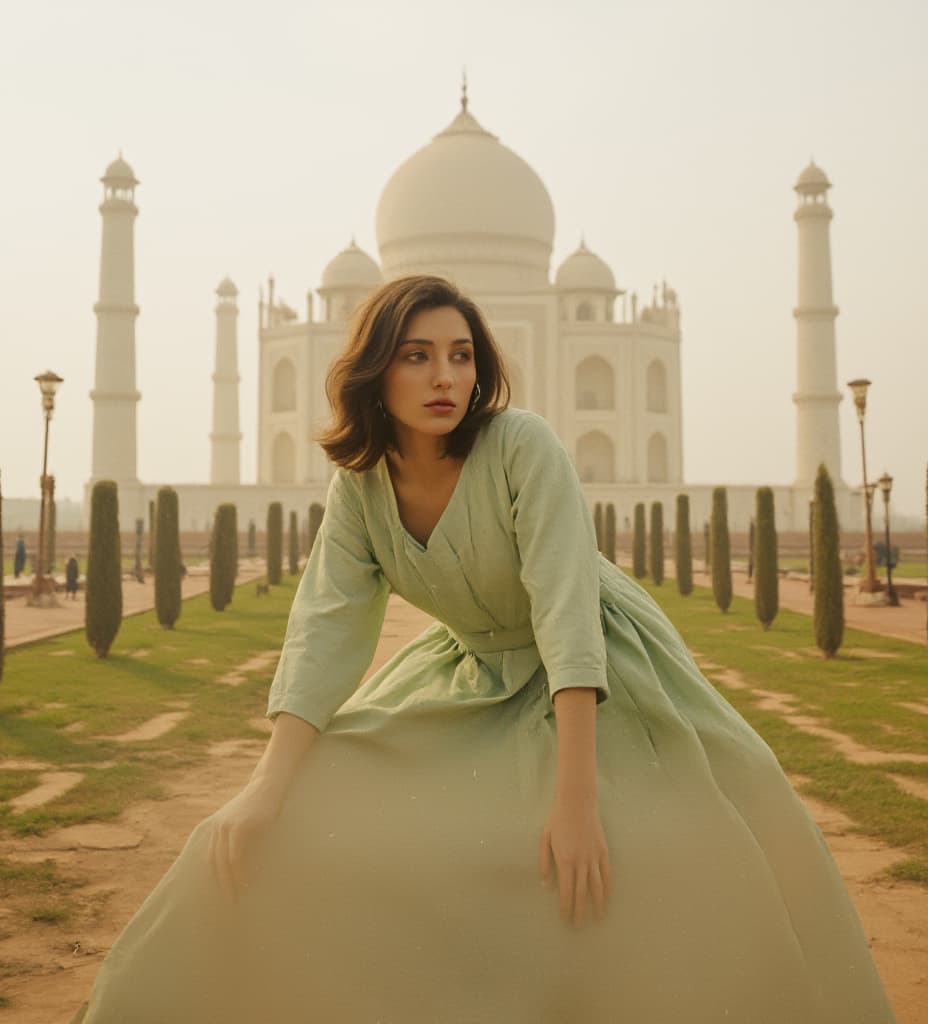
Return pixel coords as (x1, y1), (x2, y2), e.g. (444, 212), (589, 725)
(900, 702), (928, 717)
(218, 650), (279, 686)
(48, 650), (74, 658)
(10, 772), (85, 814)
(887, 774), (928, 802)
(1, 760), (54, 771)
(108, 711), (190, 744)
(62, 722), (86, 734)
(248, 717), (273, 734)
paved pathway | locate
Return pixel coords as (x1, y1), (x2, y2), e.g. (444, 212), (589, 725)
(3, 559), (268, 649)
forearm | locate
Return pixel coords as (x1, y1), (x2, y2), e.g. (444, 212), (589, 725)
(248, 711), (320, 799)
(551, 687), (598, 804)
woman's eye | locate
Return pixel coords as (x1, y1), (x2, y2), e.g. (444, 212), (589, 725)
(454, 351), (472, 361)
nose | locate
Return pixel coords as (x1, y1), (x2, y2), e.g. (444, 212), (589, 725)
(432, 357), (453, 388)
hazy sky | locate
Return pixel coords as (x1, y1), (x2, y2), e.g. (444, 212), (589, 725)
(2, 0), (926, 517)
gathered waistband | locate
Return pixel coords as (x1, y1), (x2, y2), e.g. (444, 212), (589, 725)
(443, 621), (537, 655)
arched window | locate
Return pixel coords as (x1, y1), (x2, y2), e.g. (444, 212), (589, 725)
(646, 359), (667, 413)
(577, 302), (595, 322)
(576, 430), (615, 483)
(647, 432), (669, 483)
(575, 356), (615, 410)
(272, 432), (296, 484)
(272, 358), (297, 412)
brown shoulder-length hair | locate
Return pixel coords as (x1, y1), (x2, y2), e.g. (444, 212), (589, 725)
(316, 275), (511, 471)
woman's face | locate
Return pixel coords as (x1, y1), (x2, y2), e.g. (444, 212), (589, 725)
(381, 305), (477, 449)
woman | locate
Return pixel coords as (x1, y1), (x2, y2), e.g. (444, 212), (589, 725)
(73, 276), (895, 1023)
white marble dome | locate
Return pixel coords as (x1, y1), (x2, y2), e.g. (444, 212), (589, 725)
(556, 241), (616, 292)
(320, 239), (382, 291)
(375, 102), (556, 290)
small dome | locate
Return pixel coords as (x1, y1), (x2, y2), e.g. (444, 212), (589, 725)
(216, 276), (238, 298)
(102, 154), (138, 184)
(320, 240), (382, 291)
(555, 240), (616, 291)
(794, 161), (830, 194)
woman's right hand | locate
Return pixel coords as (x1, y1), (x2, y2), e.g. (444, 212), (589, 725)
(206, 779), (284, 900)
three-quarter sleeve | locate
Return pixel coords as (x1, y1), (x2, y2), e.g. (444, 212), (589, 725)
(504, 411), (609, 704)
(266, 468), (390, 732)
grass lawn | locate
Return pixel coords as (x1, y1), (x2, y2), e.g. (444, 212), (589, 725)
(778, 555), (927, 579)
(0, 577), (295, 838)
(641, 578), (928, 883)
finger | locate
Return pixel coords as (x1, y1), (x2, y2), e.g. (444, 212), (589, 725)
(559, 863), (574, 924)
(589, 862), (606, 921)
(573, 867), (588, 929)
(600, 850), (612, 902)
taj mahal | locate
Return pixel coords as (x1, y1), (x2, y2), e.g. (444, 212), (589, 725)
(85, 87), (858, 534)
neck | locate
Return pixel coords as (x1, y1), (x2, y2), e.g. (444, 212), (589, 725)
(388, 425), (454, 475)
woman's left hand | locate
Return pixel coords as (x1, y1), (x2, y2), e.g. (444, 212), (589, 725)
(539, 797), (611, 928)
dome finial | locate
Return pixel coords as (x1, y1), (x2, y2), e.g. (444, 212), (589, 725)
(461, 68), (468, 113)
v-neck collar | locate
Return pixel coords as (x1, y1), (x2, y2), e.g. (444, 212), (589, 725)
(380, 445), (474, 555)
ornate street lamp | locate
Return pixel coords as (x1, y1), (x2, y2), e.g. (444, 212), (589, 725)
(28, 370), (64, 607)
(877, 472), (899, 607)
(847, 378), (883, 597)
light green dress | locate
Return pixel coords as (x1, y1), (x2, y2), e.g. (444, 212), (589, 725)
(73, 408), (895, 1023)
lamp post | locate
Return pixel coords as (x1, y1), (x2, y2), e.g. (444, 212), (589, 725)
(877, 472), (899, 607)
(846, 378), (883, 597)
(29, 371), (64, 607)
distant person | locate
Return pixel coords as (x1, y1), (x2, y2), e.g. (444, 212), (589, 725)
(70, 276), (895, 1023)
(65, 555), (79, 599)
(13, 536), (26, 578)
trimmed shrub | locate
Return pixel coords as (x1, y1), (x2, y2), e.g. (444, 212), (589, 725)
(703, 521), (710, 572)
(710, 487), (732, 612)
(593, 503), (604, 553)
(148, 499), (155, 568)
(85, 480), (123, 657)
(675, 494), (693, 596)
(288, 510), (299, 575)
(308, 504), (324, 555)
(649, 502), (664, 585)
(632, 503), (647, 579)
(604, 503), (616, 563)
(754, 488), (779, 630)
(267, 502), (283, 585)
(813, 465), (844, 657)
(209, 504), (238, 612)
(247, 519), (256, 558)
(154, 487), (182, 629)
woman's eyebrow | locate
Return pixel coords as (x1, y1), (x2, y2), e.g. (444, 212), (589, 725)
(398, 338), (474, 347)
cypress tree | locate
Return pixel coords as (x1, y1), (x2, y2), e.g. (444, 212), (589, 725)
(675, 494), (693, 596)
(747, 518), (755, 582)
(267, 502), (283, 585)
(593, 503), (604, 553)
(154, 487), (182, 629)
(813, 464), (844, 657)
(288, 510), (299, 575)
(209, 504), (238, 612)
(148, 499), (155, 568)
(710, 487), (733, 612)
(604, 503), (616, 563)
(247, 518), (256, 558)
(649, 502), (665, 584)
(632, 502), (647, 579)
(703, 521), (711, 573)
(308, 503), (324, 554)
(754, 487), (779, 630)
(0, 469), (5, 682)
(85, 480), (123, 657)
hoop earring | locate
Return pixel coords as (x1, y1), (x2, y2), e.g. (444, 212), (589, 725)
(469, 381), (481, 413)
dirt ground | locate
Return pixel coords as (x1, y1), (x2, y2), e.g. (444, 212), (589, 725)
(2, 597), (926, 1023)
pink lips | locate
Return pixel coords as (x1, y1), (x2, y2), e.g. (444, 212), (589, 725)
(425, 401), (455, 409)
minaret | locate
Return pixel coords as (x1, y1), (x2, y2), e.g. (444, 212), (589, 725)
(90, 155), (141, 486)
(210, 277), (242, 484)
(792, 161), (843, 487)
